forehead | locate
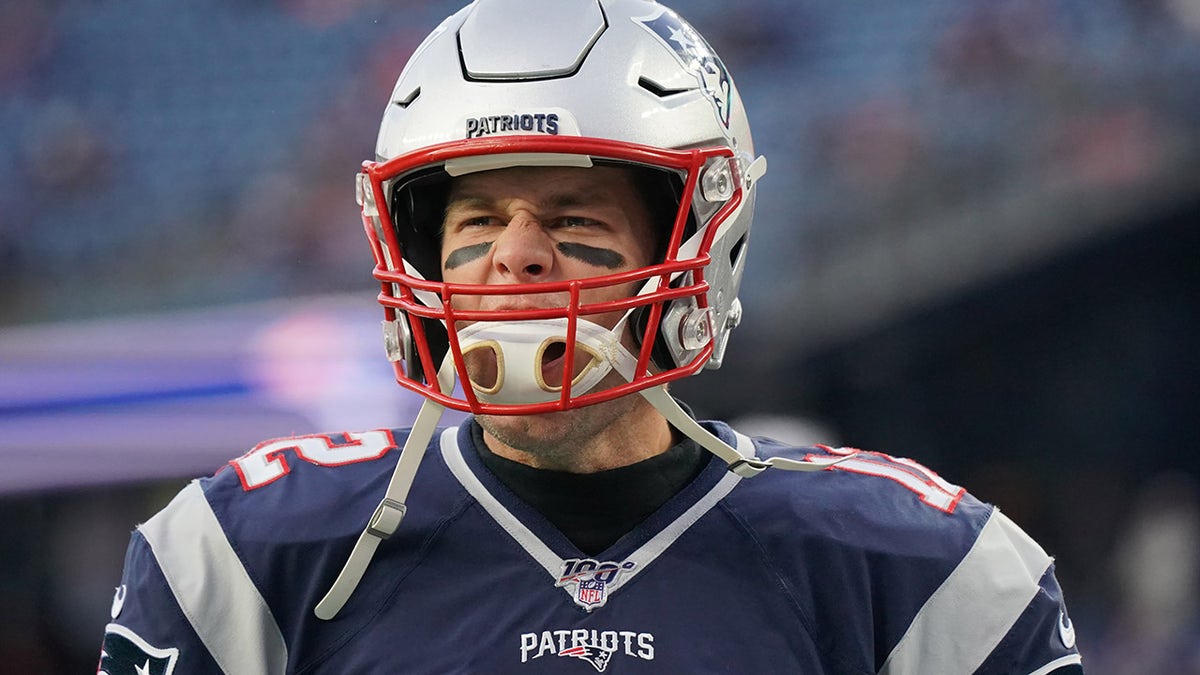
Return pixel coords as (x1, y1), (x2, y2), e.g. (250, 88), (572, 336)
(445, 164), (647, 207)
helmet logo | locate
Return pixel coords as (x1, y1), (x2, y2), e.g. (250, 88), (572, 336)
(465, 112), (560, 139)
(637, 9), (733, 130)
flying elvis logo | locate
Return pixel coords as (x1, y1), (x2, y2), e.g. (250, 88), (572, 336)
(99, 624), (179, 675)
(637, 8), (733, 130)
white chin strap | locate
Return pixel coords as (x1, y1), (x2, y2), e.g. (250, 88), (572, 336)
(315, 320), (853, 621)
(456, 316), (638, 405)
(638, 386), (854, 478)
(313, 356), (453, 621)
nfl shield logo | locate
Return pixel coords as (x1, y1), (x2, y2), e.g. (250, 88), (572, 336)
(556, 557), (636, 610)
(575, 578), (607, 608)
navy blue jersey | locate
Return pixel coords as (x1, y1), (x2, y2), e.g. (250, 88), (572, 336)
(100, 418), (1082, 674)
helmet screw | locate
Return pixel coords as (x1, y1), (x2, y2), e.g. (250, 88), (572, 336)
(700, 160), (735, 202)
(679, 308), (714, 351)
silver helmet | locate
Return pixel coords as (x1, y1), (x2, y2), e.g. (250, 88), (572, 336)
(316, 1), (856, 622)
(358, 0), (766, 414)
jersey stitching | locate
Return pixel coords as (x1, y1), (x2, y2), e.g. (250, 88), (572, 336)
(298, 490), (478, 672)
(716, 498), (874, 675)
(973, 563), (1073, 675)
(203, 477), (300, 668)
(142, 482), (290, 672)
(132, 529), (218, 669)
(295, 432), (469, 671)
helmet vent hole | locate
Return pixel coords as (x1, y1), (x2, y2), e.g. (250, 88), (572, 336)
(637, 76), (691, 99)
(729, 233), (747, 268)
(392, 87), (421, 109)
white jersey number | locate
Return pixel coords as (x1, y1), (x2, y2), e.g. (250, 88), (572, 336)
(231, 430), (398, 490)
(812, 446), (965, 513)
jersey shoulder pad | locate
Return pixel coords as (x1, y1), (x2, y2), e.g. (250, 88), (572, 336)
(224, 428), (407, 491)
(198, 426), (450, 543)
(727, 432), (993, 558)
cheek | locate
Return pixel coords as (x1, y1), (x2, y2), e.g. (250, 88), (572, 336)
(620, 228), (659, 271)
(440, 250), (487, 283)
(573, 238), (650, 303)
(576, 279), (645, 336)
(439, 258), (486, 311)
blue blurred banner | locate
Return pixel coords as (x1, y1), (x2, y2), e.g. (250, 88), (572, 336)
(0, 294), (459, 495)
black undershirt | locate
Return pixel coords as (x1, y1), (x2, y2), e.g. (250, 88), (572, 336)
(470, 419), (709, 556)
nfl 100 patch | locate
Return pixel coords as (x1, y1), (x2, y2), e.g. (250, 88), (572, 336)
(555, 558), (638, 610)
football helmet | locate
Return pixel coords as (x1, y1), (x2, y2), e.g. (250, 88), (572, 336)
(358, 0), (767, 414)
(318, 0), (857, 622)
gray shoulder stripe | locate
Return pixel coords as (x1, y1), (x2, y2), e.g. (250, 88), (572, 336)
(140, 480), (288, 674)
(625, 433), (748, 569)
(441, 427), (746, 602)
(879, 509), (1052, 675)
(440, 428), (561, 577)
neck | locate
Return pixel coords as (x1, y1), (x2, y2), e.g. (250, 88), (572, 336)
(477, 394), (676, 473)
(471, 419), (708, 555)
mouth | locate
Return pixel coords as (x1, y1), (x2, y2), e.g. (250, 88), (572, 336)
(459, 337), (602, 397)
(536, 340), (573, 391)
(540, 340), (567, 370)
(473, 292), (573, 314)
(537, 339), (604, 392)
(462, 343), (503, 394)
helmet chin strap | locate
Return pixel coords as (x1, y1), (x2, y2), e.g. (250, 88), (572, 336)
(638, 386), (854, 477)
(315, 314), (853, 620)
(316, 316), (641, 619)
(314, 356), (453, 621)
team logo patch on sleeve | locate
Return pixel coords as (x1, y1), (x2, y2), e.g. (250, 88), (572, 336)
(98, 624), (179, 675)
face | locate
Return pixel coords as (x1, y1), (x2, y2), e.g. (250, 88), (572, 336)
(440, 164), (658, 299)
(438, 164), (662, 458)
(440, 163), (659, 353)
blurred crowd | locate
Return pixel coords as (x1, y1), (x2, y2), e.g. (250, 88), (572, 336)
(2, 0), (1198, 327)
(2, 0), (1199, 671)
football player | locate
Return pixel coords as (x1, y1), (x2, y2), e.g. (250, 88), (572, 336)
(100, 0), (1084, 672)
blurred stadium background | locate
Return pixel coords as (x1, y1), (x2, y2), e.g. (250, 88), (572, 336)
(2, 0), (1198, 671)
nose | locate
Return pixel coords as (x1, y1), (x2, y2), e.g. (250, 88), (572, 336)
(491, 212), (554, 281)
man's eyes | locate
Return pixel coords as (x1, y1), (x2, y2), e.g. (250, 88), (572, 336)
(461, 216), (499, 228)
(551, 216), (601, 229)
(455, 215), (601, 229)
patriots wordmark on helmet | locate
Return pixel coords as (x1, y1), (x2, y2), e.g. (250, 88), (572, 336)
(466, 112), (560, 139)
